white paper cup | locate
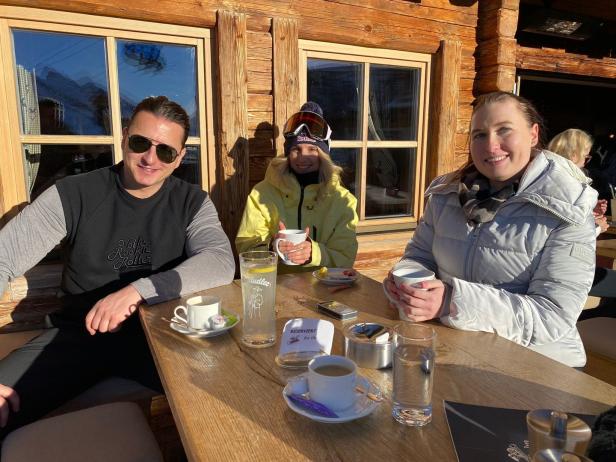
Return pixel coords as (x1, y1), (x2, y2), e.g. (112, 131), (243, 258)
(392, 268), (435, 291)
(307, 355), (357, 411)
(174, 295), (220, 330)
(274, 229), (307, 265)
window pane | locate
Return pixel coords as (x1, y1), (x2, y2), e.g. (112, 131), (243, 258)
(23, 144), (113, 200)
(330, 148), (360, 198)
(365, 148), (416, 218)
(307, 59), (362, 140)
(117, 41), (198, 136)
(13, 30), (110, 135)
(368, 65), (420, 141)
(172, 145), (200, 185)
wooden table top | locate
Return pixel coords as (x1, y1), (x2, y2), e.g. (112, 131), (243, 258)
(597, 238), (616, 259)
(139, 272), (616, 462)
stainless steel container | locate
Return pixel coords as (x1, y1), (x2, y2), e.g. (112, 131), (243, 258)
(527, 410), (592, 458)
(531, 449), (592, 462)
(343, 323), (392, 369)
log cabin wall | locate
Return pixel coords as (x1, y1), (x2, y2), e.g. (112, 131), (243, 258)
(0, 0), (488, 279)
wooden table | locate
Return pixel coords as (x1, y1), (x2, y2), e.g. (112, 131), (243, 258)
(597, 238), (616, 259)
(140, 273), (616, 461)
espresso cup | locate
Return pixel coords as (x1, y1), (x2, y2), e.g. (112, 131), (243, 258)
(307, 355), (357, 411)
(392, 268), (435, 290)
(174, 295), (220, 330)
(274, 229), (307, 265)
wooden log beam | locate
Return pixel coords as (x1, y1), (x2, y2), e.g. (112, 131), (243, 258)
(215, 10), (249, 242)
(475, 0), (520, 93)
(273, 17), (299, 158)
(427, 39), (462, 183)
(516, 45), (616, 80)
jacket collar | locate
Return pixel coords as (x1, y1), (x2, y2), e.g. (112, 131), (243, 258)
(426, 150), (596, 225)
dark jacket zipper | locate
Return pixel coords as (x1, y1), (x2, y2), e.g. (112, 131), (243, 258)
(297, 186), (305, 228)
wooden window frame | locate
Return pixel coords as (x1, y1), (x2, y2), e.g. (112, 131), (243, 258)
(0, 6), (215, 214)
(299, 40), (431, 232)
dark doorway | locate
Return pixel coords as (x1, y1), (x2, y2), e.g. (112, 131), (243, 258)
(519, 73), (616, 201)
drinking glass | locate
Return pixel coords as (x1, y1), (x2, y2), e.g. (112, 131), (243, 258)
(239, 251), (277, 348)
(392, 323), (436, 426)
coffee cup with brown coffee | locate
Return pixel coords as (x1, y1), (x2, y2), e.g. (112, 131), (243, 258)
(307, 355), (357, 411)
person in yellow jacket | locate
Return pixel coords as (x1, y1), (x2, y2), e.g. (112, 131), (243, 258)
(236, 102), (358, 273)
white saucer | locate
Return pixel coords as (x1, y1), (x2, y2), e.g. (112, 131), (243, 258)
(283, 373), (381, 423)
(169, 309), (239, 338)
(312, 268), (358, 286)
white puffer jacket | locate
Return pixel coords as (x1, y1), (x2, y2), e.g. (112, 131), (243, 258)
(394, 151), (597, 367)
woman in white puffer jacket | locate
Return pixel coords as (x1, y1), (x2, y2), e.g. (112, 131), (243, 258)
(384, 91), (597, 367)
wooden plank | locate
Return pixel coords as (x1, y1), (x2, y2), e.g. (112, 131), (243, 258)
(248, 111), (273, 130)
(427, 39), (461, 183)
(247, 68), (272, 94)
(247, 30), (272, 61)
(215, 10), (249, 241)
(516, 45), (616, 80)
(249, 156), (272, 183)
(247, 94), (273, 113)
(476, 64), (516, 93)
(476, 36), (517, 68)
(477, 3), (519, 41)
(272, 17), (299, 158)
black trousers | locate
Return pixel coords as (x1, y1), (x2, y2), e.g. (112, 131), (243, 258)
(0, 313), (162, 438)
(580, 267), (616, 321)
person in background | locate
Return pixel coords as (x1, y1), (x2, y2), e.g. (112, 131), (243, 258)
(384, 91), (596, 367)
(0, 96), (235, 435)
(548, 128), (608, 235)
(236, 102), (358, 272)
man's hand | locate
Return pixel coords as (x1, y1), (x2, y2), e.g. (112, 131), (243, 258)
(85, 285), (143, 335)
(0, 384), (19, 428)
(596, 215), (609, 233)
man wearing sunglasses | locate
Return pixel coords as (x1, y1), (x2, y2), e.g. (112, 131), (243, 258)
(0, 96), (234, 435)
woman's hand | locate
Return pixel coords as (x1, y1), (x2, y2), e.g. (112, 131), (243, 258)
(383, 272), (446, 322)
(596, 215), (609, 233)
(275, 221), (312, 264)
(594, 199), (608, 217)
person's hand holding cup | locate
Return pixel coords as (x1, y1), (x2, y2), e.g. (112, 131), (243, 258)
(384, 268), (445, 322)
(274, 222), (311, 265)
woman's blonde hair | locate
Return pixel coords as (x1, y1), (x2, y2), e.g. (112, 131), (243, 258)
(447, 91), (545, 183)
(269, 147), (343, 199)
(547, 128), (593, 166)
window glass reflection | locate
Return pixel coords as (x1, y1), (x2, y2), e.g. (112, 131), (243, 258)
(172, 145), (200, 185)
(13, 30), (110, 136)
(365, 148), (416, 218)
(117, 41), (198, 136)
(23, 144), (113, 200)
(330, 148), (359, 198)
(368, 65), (420, 141)
(307, 59), (362, 140)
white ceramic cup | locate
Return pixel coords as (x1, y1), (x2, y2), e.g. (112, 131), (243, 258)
(307, 355), (357, 411)
(274, 229), (307, 265)
(392, 268), (435, 291)
(174, 295), (220, 330)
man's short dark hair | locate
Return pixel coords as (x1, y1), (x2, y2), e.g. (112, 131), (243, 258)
(128, 96), (190, 146)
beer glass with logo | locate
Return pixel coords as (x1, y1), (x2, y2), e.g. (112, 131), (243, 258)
(239, 251), (278, 348)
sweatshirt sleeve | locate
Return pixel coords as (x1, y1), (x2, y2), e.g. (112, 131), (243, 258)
(440, 213), (596, 348)
(131, 196), (235, 304)
(0, 185), (67, 297)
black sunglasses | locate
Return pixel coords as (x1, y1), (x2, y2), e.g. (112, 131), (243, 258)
(128, 134), (179, 164)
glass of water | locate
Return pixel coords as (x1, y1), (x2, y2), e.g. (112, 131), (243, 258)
(392, 323), (436, 426)
(239, 251), (278, 348)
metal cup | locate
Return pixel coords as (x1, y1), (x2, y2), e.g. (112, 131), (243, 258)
(527, 410), (592, 458)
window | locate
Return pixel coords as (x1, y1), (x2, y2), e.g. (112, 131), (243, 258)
(0, 6), (214, 212)
(300, 41), (431, 230)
